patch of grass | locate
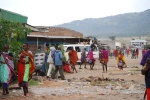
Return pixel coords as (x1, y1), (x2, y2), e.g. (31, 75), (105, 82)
(29, 79), (39, 86)
(128, 69), (140, 72)
(106, 81), (116, 84)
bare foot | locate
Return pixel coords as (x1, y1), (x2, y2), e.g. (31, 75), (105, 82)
(26, 93), (29, 97)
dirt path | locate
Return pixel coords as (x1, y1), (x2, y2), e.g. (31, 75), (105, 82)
(0, 50), (145, 100)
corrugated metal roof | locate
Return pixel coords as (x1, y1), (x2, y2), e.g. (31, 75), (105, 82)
(130, 40), (147, 42)
(27, 35), (77, 38)
(29, 27), (83, 38)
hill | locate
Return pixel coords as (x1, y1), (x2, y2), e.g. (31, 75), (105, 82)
(56, 9), (150, 38)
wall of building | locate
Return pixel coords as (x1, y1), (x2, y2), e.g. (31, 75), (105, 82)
(0, 8), (28, 23)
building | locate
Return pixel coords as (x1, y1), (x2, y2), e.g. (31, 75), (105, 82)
(98, 39), (121, 49)
(27, 27), (90, 54)
(0, 8), (28, 23)
(130, 39), (147, 48)
(0, 8), (90, 54)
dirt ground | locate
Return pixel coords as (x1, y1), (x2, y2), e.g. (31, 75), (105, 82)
(0, 49), (146, 100)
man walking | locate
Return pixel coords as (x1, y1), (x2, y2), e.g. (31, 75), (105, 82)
(51, 46), (65, 80)
(47, 46), (58, 78)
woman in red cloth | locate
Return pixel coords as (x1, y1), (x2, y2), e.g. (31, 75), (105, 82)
(68, 47), (78, 73)
(0, 44), (15, 95)
(100, 48), (109, 73)
(87, 48), (95, 70)
(114, 48), (118, 60)
(18, 43), (35, 96)
(63, 62), (71, 73)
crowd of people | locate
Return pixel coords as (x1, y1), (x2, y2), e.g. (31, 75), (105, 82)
(0, 43), (35, 97)
(0, 43), (150, 99)
(109, 48), (139, 59)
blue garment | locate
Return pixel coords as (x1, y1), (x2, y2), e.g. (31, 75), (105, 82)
(41, 51), (49, 74)
(0, 54), (9, 83)
(51, 50), (56, 62)
(140, 49), (150, 88)
(54, 50), (63, 66)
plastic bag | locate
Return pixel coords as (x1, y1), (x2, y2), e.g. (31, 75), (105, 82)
(118, 60), (123, 67)
(88, 59), (92, 64)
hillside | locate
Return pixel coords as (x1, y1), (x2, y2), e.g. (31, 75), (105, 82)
(56, 9), (150, 37)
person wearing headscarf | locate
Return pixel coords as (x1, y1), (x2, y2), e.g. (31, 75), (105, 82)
(116, 50), (126, 70)
(0, 44), (15, 95)
(47, 46), (58, 78)
(68, 47), (78, 73)
(18, 43), (35, 96)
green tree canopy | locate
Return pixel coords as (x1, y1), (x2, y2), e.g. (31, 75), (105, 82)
(0, 19), (30, 69)
(109, 36), (116, 41)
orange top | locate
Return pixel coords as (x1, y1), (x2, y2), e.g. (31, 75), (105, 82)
(68, 50), (78, 65)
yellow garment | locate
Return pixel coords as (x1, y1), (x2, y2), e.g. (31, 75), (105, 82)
(116, 53), (126, 65)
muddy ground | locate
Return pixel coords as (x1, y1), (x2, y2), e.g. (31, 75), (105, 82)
(0, 50), (146, 100)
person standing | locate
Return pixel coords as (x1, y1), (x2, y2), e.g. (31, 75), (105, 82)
(79, 48), (87, 69)
(114, 48), (118, 60)
(51, 46), (65, 80)
(18, 43), (35, 96)
(47, 46), (57, 78)
(100, 48), (109, 73)
(87, 48), (95, 70)
(131, 49), (136, 59)
(68, 47), (78, 73)
(142, 48), (147, 57)
(90, 40), (96, 50)
(116, 50), (126, 70)
(140, 47), (150, 100)
(42, 46), (50, 75)
(110, 48), (113, 58)
(136, 48), (139, 58)
(126, 49), (130, 57)
(0, 44), (15, 95)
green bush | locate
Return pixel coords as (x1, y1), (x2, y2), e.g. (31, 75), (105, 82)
(144, 44), (150, 49)
(59, 44), (66, 62)
(0, 19), (30, 70)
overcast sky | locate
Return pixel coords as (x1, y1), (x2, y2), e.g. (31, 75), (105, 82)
(0, 0), (150, 26)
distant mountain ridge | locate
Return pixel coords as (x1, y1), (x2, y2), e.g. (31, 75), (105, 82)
(56, 9), (150, 38)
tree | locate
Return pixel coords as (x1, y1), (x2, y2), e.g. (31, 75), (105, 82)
(0, 19), (30, 70)
(144, 44), (150, 49)
(109, 36), (116, 40)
